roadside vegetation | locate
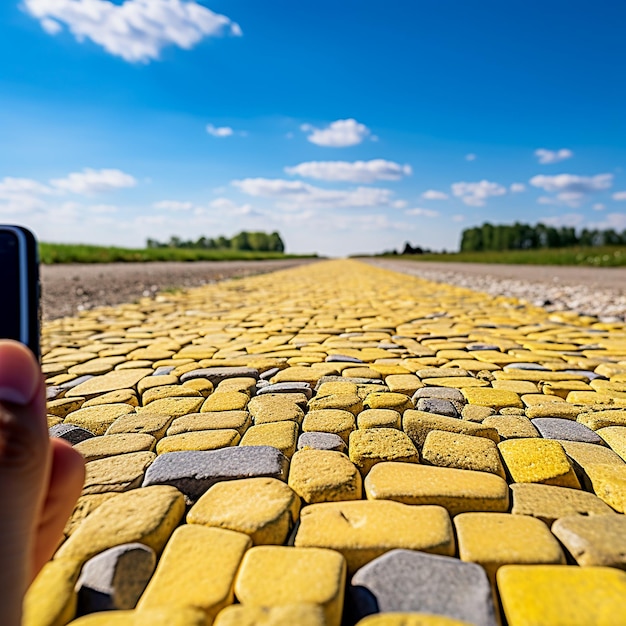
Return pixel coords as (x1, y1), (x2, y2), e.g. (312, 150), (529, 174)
(375, 246), (626, 267)
(39, 231), (317, 264)
(368, 221), (626, 267)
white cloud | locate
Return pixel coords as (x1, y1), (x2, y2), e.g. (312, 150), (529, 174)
(592, 203), (605, 211)
(0, 177), (53, 196)
(392, 200), (408, 209)
(452, 214), (465, 222)
(613, 191), (626, 201)
(588, 212), (626, 231)
(300, 119), (371, 147)
(421, 189), (449, 200)
(206, 197), (260, 216)
(534, 148), (573, 164)
(405, 208), (439, 218)
(153, 200), (194, 211)
(232, 178), (394, 210)
(465, 153), (477, 161)
(88, 204), (118, 213)
(451, 180), (507, 207)
(510, 183), (526, 193)
(530, 174), (612, 207)
(50, 168), (137, 194)
(23, 0), (241, 63)
(206, 124), (234, 137)
(284, 159), (411, 183)
(539, 213), (585, 228)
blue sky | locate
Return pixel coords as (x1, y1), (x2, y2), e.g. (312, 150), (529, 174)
(1, 0), (625, 256)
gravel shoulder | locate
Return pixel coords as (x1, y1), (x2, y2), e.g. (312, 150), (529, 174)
(363, 258), (626, 321)
(41, 259), (320, 320)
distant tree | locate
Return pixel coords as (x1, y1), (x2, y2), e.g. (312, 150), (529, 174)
(268, 232), (285, 252)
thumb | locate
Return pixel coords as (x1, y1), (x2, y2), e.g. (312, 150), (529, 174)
(0, 340), (49, 624)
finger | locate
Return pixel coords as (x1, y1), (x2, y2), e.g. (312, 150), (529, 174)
(31, 438), (85, 578)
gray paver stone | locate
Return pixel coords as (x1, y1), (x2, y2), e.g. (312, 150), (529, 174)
(413, 387), (465, 403)
(257, 382), (313, 399)
(503, 363), (549, 371)
(49, 423), (95, 445)
(152, 366), (175, 376)
(532, 418), (604, 445)
(297, 432), (347, 453)
(59, 375), (95, 389)
(326, 355), (364, 363)
(179, 367), (259, 385)
(76, 542), (156, 614)
(141, 445), (289, 501)
(347, 549), (496, 626)
(416, 398), (460, 418)
(259, 367), (281, 380)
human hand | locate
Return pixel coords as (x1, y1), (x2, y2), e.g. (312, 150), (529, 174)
(0, 340), (85, 625)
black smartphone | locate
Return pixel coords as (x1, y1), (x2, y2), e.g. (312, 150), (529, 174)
(0, 225), (40, 360)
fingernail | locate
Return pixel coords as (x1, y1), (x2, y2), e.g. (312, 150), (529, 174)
(0, 386), (33, 405)
(0, 341), (40, 406)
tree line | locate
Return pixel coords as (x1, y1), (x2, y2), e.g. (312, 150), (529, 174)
(146, 231), (285, 252)
(460, 222), (626, 252)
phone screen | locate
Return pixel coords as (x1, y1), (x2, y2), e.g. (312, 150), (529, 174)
(0, 230), (21, 341)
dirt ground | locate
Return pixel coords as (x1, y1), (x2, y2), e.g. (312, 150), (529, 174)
(41, 259), (320, 320)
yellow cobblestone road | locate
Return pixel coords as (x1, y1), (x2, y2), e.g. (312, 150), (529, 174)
(28, 259), (626, 626)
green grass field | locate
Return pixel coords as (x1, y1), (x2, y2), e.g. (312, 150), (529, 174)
(373, 246), (626, 267)
(39, 243), (317, 264)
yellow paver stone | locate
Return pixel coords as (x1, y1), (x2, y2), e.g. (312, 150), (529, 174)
(270, 366), (325, 385)
(317, 381), (359, 395)
(384, 374), (423, 395)
(248, 394), (305, 424)
(47, 397), (85, 418)
(551, 513), (626, 568)
(167, 411), (251, 436)
(137, 525), (251, 621)
(302, 409), (356, 443)
(156, 429), (241, 453)
(74, 433), (156, 461)
(460, 404), (495, 422)
(363, 391), (414, 413)
(136, 396), (204, 417)
(403, 410), (499, 448)
(525, 402), (581, 419)
(240, 421), (299, 458)
(23, 558), (80, 626)
(541, 380), (592, 398)
(521, 393), (566, 406)
(67, 356), (127, 376)
(493, 369), (589, 382)
(187, 477), (300, 545)
(355, 615), (473, 626)
(82, 450), (156, 494)
(482, 414), (540, 439)
(68, 607), (207, 625)
(567, 390), (626, 406)
(342, 366), (383, 379)
(422, 376), (490, 389)
(142, 385), (203, 405)
(201, 391), (249, 412)
(497, 565), (626, 626)
(64, 403), (136, 436)
(234, 546), (346, 626)
(65, 368), (153, 397)
(462, 388), (523, 410)
(492, 380), (539, 394)
(422, 430), (506, 478)
(106, 413), (175, 439)
(288, 449), (362, 503)
(597, 426), (626, 461)
(357, 408), (402, 429)
(365, 462), (509, 515)
(349, 427), (419, 476)
(498, 438), (580, 487)
(295, 500), (454, 574)
(216, 377), (257, 395)
(182, 378), (214, 397)
(584, 463), (626, 512)
(309, 392), (364, 415)
(578, 409), (626, 430)
(64, 493), (117, 536)
(214, 604), (327, 626)
(510, 483), (616, 525)
(56, 485), (185, 563)
(454, 512), (565, 584)
(82, 389), (139, 408)
(136, 375), (179, 394)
